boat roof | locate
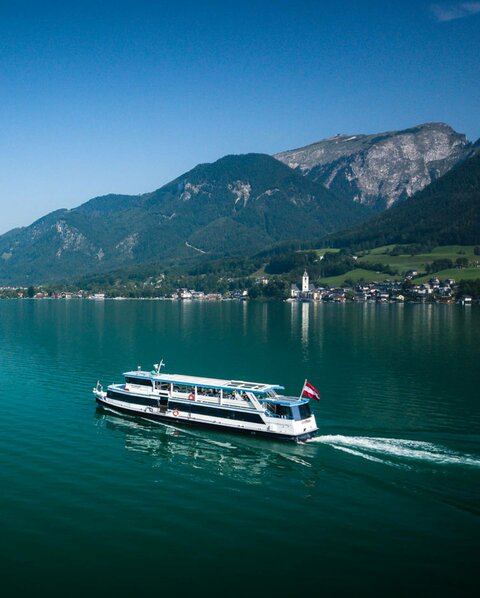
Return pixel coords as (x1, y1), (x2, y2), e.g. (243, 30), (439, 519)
(123, 370), (284, 394)
(257, 397), (309, 406)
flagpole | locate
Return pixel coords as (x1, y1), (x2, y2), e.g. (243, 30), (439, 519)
(299, 378), (307, 400)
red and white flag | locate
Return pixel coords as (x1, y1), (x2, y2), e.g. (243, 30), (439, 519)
(301, 379), (321, 401)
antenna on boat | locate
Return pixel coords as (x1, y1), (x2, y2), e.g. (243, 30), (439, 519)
(154, 359), (165, 375)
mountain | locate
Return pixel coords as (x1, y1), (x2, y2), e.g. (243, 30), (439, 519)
(329, 148), (480, 248)
(0, 153), (369, 284)
(275, 123), (471, 210)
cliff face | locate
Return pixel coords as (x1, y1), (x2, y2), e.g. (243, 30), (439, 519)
(275, 123), (471, 210)
(331, 150), (480, 248)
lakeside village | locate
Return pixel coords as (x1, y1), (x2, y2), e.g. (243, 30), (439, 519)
(0, 270), (476, 304)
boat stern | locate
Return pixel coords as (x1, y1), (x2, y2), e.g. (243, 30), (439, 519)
(292, 414), (319, 441)
(93, 381), (107, 402)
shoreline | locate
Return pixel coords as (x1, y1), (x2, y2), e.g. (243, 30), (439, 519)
(0, 296), (476, 305)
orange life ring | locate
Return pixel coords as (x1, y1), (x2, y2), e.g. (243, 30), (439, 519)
(188, 393), (195, 401)
(173, 409), (179, 417)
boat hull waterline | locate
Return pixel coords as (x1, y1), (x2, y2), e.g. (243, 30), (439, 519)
(95, 397), (316, 442)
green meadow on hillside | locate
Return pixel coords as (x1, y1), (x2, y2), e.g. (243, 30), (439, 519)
(314, 248), (341, 257)
(316, 245), (480, 286)
(357, 245), (478, 274)
(415, 268), (480, 283)
(318, 268), (389, 286)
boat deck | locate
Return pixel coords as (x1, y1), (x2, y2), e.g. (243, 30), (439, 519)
(123, 370), (284, 393)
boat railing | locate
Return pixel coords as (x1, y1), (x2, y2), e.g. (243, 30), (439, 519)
(169, 392), (252, 409)
(120, 381), (264, 411)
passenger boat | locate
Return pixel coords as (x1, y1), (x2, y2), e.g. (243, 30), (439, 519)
(93, 361), (318, 442)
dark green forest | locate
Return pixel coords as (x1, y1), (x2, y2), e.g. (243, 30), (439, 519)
(330, 151), (480, 249)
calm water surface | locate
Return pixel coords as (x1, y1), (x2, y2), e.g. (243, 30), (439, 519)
(0, 300), (478, 596)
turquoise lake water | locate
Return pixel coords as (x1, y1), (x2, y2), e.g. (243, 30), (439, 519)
(0, 300), (478, 596)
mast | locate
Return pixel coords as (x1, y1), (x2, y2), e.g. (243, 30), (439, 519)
(154, 359), (165, 375)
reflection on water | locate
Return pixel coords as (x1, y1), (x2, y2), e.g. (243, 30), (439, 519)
(95, 408), (317, 485)
(289, 301), (311, 361)
(301, 301), (309, 355)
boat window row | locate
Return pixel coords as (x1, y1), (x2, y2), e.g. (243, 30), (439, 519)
(174, 385), (222, 398)
(107, 389), (158, 407)
(169, 401), (264, 423)
(124, 378), (267, 403)
(125, 376), (152, 387)
(156, 382), (249, 400)
(174, 385), (245, 400)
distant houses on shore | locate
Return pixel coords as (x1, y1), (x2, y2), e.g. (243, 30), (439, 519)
(286, 270), (472, 304)
(0, 269), (476, 303)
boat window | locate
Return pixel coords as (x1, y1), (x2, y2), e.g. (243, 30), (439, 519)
(291, 403), (312, 420)
(125, 377), (152, 387)
(265, 403), (293, 419)
(155, 382), (170, 391)
(264, 402), (311, 420)
(197, 387), (221, 398)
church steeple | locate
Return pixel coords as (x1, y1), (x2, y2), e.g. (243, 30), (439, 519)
(302, 270), (309, 293)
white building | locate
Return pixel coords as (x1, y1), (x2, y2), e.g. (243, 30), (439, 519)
(302, 270), (309, 292)
(290, 270), (319, 300)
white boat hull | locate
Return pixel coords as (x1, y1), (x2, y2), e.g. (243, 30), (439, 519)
(94, 390), (318, 442)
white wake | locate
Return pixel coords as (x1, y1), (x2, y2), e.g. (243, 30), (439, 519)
(309, 435), (480, 467)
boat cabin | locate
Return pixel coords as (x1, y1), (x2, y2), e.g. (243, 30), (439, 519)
(120, 370), (310, 418)
(259, 399), (312, 421)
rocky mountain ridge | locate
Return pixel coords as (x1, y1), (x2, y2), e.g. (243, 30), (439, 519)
(330, 148), (480, 247)
(0, 122), (476, 285)
(0, 153), (369, 284)
(275, 122), (471, 210)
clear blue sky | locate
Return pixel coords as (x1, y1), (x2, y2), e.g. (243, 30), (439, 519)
(0, 0), (479, 233)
